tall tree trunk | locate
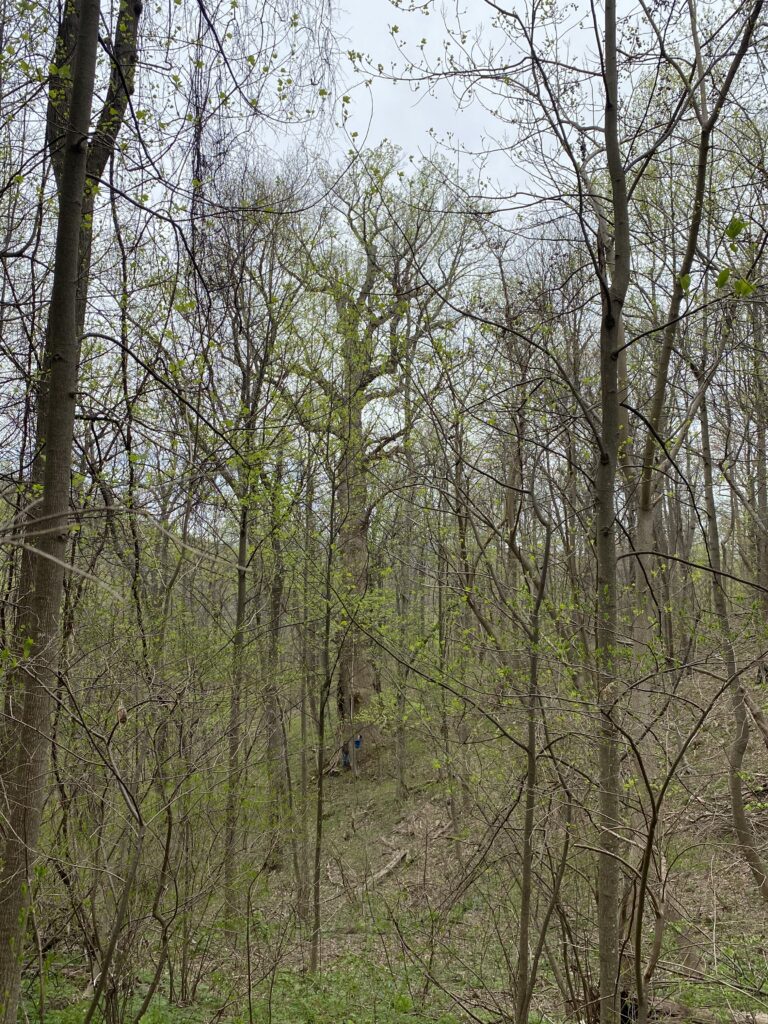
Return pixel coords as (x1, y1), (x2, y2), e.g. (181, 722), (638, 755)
(0, 2), (102, 1016)
(597, 3), (631, 1020)
(754, 305), (768, 646)
(437, 503), (462, 862)
(394, 358), (417, 801)
(310, 486), (336, 972)
(337, 398), (376, 769)
(297, 454), (316, 924)
(515, 523), (551, 1024)
(224, 503), (248, 936)
(264, 467), (286, 871)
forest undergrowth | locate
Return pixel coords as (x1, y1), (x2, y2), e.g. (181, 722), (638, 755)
(21, 724), (768, 1024)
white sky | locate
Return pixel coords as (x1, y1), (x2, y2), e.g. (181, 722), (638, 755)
(334, 0), (506, 179)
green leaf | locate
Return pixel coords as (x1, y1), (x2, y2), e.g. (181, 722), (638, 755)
(733, 278), (755, 297)
(726, 216), (746, 240)
(715, 268), (731, 288)
(679, 273), (691, 293)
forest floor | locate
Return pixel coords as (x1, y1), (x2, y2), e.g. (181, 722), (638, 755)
(21, 737), (768, 1024)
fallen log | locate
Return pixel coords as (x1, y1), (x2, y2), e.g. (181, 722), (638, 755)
(356, 849), (408, 896)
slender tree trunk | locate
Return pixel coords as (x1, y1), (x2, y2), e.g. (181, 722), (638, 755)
(297, 455), (316, 924)
(264, 470), (286, 871)
(395, 366), (416, 801)
(224, 503), (248, 936)
(596, 4), (631, 1021)
(515, 525), (551, 1024)
(437, 506), (461, 861)
(394, 584), (410, 803)
(0, 3), (101, 1018)
(310, 488), (336, 972)
(754, 305), (768, 643)
(595, 295), (623, 1024)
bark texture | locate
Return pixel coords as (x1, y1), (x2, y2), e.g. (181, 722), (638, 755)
(597, 2), (631, 1020)
(0, 1), (102, 1016)
(0, 2), (141, 1013)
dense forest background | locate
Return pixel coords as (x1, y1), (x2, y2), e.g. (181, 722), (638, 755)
(2, 0), (768, 1022)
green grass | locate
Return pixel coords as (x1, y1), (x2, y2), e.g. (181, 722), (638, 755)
(670, 933), (768, 1021)
(234, 958), (461, 1024)
(22, 957), (462, 1024)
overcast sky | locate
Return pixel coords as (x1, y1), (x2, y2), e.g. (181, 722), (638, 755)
(333, 0), (505, 179)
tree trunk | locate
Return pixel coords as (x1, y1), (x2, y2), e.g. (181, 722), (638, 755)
(223, 503), (248, 937)
(0, 4), (102, 1017)
(515, 525), (551, 1024)
(264, 470), (286, 871)
(310, 487), (336, 972)
(754, 304), (768, 639)
(596, 3), (631, 1021)
(337, 398), (377, 769)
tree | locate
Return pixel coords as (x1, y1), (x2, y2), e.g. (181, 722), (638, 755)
(0, 1), (107, 1017)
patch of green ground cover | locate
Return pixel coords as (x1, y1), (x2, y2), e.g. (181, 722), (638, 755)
(22, 989), (225, 1024)
(20, 966), (229, 1024)
(234, 958), (462, 1024)
(670, 933), (768, 1020)
(673, 983), (768, 1021)
(22, 958), (463, 1024)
